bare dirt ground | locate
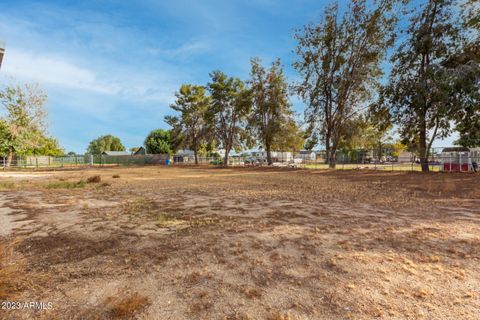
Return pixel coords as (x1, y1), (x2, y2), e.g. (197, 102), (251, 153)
(0, 166), (479, 319)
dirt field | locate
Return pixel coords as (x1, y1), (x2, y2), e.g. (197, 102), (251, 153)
(0, 166), (479, 319)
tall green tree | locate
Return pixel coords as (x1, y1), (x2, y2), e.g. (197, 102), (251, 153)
(248, 58), (299, 164)
(382, 0), (475, 171)
(208, 71), (252, 165)
(144, 129), (174, 155)
(0, 83), (48, 165)
(87, 135), (125, 154)
(165, 85), (210, 164)
(293, 0), (397, 168)
(451, 0), (480, 147)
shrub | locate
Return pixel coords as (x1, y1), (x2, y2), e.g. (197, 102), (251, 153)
(86, 175), (101, 183)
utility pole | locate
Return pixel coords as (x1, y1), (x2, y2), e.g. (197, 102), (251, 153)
(0, 40), (5, 70)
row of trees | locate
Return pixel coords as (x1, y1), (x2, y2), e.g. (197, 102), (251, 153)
(0, 83), (63, 165)
(164, 0), (478, 171)
(294, 0), (479, 171)
(166, 59), (304, 165)
(1, 0), (477, 172)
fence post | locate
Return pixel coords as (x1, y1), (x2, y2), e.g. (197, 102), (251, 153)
(36, 157), (38, 168)
(2, 157), (5, 170)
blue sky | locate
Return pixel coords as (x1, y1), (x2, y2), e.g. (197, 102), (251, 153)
(0, 0), (456, 153)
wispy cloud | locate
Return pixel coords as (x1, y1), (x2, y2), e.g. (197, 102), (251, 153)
(3, 48), (117, 94)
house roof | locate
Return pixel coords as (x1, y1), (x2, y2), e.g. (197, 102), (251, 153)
(299, 150), (315, 154)
(102, 151), (130, 156)
(133, 147), (146, 155)
(442, 147), (470, 153)
(175, 149), (195, 156)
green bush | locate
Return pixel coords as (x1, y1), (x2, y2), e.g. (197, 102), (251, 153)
(210, 159), (223, 165)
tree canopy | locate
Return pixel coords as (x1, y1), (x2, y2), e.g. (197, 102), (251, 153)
(87, 135), (125, 154)
(293, 0), (397, 167)
(451, 0), (480, 147)
(144, 129), (174, 155)
(208, 71), (253, 165)
(0, 83), (63, 163)
(165, 85), (211, 164)
(248, 58), (301, 164)
(380, 0), (477, 171)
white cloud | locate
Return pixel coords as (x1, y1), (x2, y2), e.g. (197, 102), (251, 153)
(0, 47), (181, 106)
(145, 40), (211, 58)
(2, 48), (118, 95)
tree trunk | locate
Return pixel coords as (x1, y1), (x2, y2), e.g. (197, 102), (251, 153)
(419, 117), (430, 172)
(266, 142), (272, 166)
(6, 148), (13, 167)
(329, 143), (337, 169)
(325, 133), (331, 165)
(223, 145), (231, 166)
(193, 140), (199, 165)
(193, 149), (198, 165)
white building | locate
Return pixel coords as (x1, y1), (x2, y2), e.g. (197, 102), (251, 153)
(175, 149), (196, 157)
(296, 150), (316, 161)
(440, 147), (480, 172)
(251, 151), (293, 162)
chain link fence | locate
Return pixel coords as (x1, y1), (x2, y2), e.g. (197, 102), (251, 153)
(297, 147), (480, 172)
(0, 154), (170, 169)
(1, 147), (479, 172)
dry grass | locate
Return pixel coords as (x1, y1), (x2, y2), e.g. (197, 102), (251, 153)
(121, 197), (156, 216)
(0, 167), (479, 319)
(155, 213), (184, 227)
(104, 292), (150, 318)
(268, 312), (299, 320)
(0, 240), (22, 300)
(45, 180), (86, 189)
(0, 181), (15, 189)
(0, 239), (48, 300)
